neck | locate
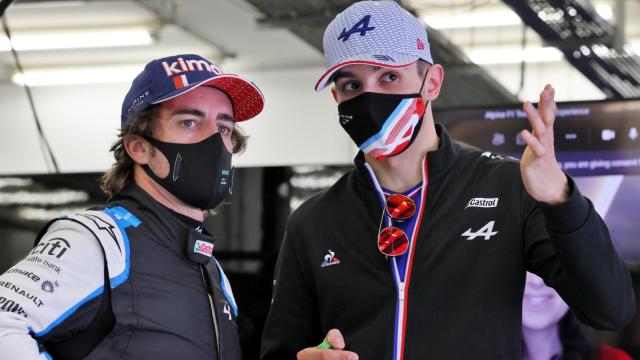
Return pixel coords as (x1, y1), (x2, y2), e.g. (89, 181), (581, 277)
(522, 325), (563, 360)
(365, 114), (439, 193)
(133, 164), (204, 222)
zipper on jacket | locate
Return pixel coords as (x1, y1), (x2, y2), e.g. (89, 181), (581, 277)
(201, 266), (221, 359)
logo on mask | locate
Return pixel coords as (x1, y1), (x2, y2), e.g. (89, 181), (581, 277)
(194, 240), (214, 257)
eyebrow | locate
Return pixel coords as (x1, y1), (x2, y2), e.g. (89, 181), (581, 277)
(332, 66), (384, 82)
(171, 109), (236, 123)
(216, 113), (236, 123)
(171, 109), (206, 118)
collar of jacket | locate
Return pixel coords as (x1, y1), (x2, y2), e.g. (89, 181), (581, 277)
(111, 185), (216, 265)
(353, 123), (460, 189)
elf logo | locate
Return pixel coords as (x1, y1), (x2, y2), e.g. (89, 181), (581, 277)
(461, 221), (498, 240)
(161, 57), (223, 77)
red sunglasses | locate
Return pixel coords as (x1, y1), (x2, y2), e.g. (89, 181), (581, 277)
(377, 193), (417, 257)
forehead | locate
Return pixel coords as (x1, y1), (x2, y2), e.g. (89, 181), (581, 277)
(160, 86), (232, 111)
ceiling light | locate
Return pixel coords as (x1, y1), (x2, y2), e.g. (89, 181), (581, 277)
(12, 65), (144, 86)
(595, 4), (613, 20)
(0, 28), (152, 52)
(468, 47), (564, 64)
(422, 10), (521, 29)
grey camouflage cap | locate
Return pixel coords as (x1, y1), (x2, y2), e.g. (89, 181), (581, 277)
(315, 0), (433, 91)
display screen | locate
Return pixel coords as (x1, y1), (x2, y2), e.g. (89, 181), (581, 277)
(435, 99), (640, 262)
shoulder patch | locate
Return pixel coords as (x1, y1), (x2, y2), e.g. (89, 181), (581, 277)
(66, 206), (140, 288)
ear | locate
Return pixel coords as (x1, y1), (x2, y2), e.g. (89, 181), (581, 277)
(331, 87), (339, 103)
(423, 64), (444, 101)
(124, 134), (152, 165)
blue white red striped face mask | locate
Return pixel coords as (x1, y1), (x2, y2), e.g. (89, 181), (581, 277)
(338, 92), (427, 161)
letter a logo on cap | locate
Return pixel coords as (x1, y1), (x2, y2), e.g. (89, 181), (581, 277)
(173, 75), (189, 89)
(338, 15), (376, 42)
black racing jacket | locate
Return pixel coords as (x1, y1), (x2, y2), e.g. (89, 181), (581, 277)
(0, 185), (241, 359)
(261, 124), (635, 360)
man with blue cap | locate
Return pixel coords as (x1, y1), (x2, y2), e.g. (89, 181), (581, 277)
(260, 2), (634, 359)
(0, 54), (264, 359)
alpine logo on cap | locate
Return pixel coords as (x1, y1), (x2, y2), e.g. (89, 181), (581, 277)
(338, 14), (375, 42)
(417, 38), (425, 50)
(161, 57), (223, 77)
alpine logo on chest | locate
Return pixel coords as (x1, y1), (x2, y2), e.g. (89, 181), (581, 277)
(461, 221), (498, 240)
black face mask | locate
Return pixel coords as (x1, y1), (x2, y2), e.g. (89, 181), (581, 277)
(142, 133), (232, 210)
(337, 69), (429, 161)
(338, 93), (426, 160)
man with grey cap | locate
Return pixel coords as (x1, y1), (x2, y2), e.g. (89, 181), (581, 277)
(260, 1), (634, 359)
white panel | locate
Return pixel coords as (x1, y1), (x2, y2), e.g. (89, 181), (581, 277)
(233, 67), (355, 167)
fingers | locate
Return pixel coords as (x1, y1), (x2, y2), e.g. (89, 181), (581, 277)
(297, 348), (359, 360)
(325, 329), (345, 350)
(521, 130), (546, 157)
(538, 84), (557, 126)
(523, 101), (546, 139)
(296, 329), (358, 360)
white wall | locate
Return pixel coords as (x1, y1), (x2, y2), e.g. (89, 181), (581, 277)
(0, 66), (355, 175)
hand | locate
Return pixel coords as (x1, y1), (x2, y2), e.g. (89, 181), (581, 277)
(296, 329), (359, 360)
(520, 84), (569, 205)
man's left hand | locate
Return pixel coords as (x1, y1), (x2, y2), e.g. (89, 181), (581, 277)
(520, 84), (569, 205)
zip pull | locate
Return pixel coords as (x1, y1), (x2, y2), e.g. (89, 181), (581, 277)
(398, 282), (405, 301)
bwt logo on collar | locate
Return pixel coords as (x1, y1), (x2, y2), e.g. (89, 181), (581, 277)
(465, 197), (499, 209)
(161, 57), (223, 77)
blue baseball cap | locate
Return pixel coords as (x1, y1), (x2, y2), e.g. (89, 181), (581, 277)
(121, 54), (264, 126)
(315, 1), (433, 91)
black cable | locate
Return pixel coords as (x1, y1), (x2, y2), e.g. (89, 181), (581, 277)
(0, 0), (14, 18)
(517, 23), (527, 98)
(1, 15), (60, 173)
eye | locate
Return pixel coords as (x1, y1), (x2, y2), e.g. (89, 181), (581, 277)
(217, 123), (232, 135)
(381, 72), (399, 82)
(340, 81), (360, 92)
(180, 119), (197, 128)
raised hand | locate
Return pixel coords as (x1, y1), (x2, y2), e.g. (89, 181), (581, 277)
(519, 84), (569, 205)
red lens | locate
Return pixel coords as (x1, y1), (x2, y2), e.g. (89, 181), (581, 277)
(385, 194), (416, 220)
(377, 226), (409, 256)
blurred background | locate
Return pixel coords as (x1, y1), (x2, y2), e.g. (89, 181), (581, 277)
(0, 0), (638, 358)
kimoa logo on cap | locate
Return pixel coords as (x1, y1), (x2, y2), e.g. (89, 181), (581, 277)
(161, 57), (223, 77)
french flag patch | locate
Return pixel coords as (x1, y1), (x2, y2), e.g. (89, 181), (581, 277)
(173, 74), (189, 89)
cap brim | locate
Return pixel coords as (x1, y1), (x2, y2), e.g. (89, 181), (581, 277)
(152, 74), (264, 121)
(314, 56), (419, 92)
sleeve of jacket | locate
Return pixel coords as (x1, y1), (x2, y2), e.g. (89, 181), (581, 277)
(260, 211), (323, 360)
(0, 219), (105, 360)
(523, 175), (635, 330)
